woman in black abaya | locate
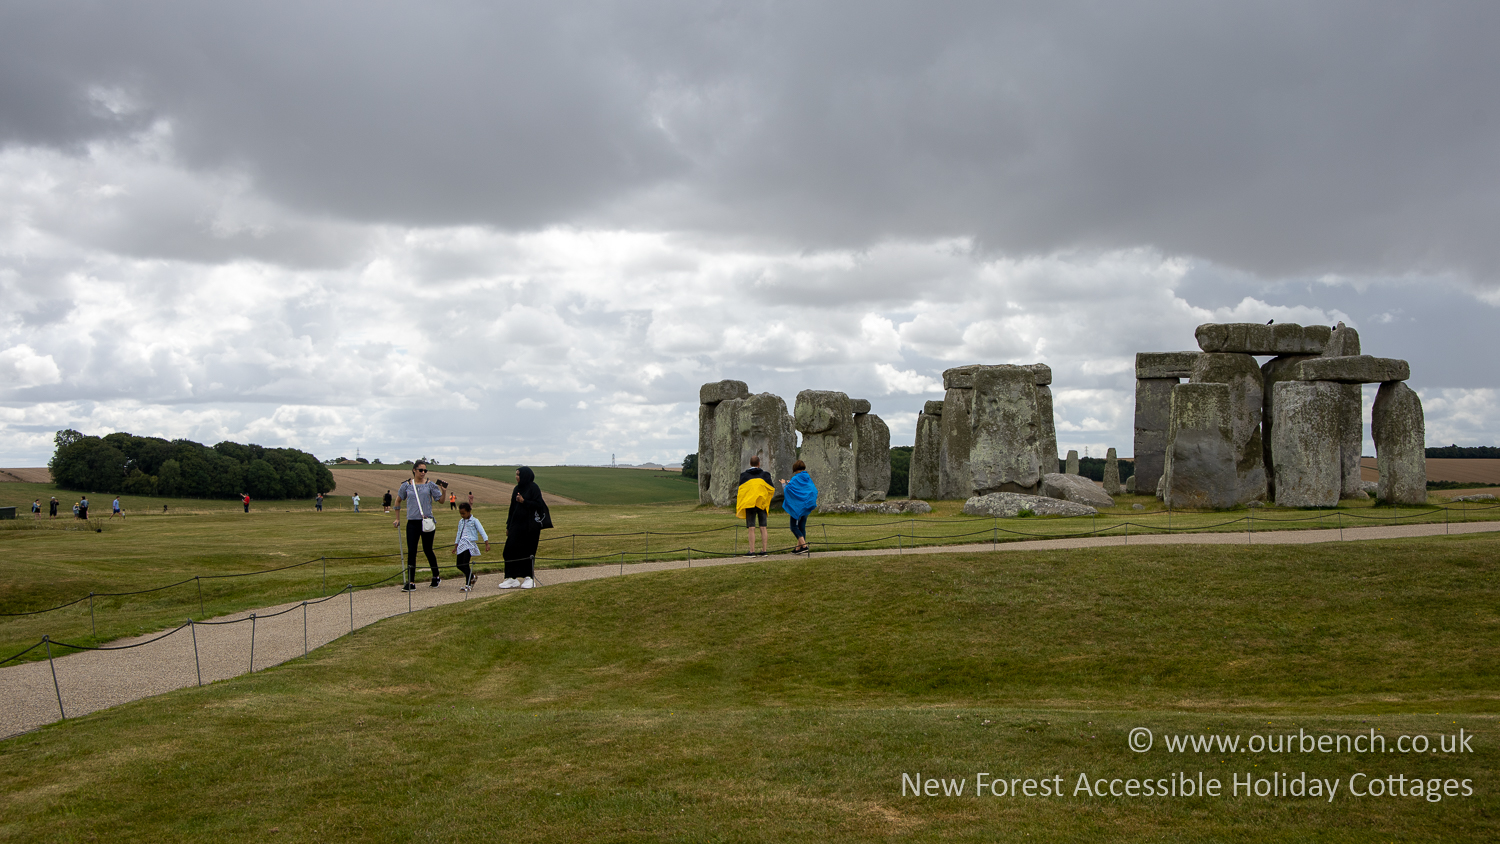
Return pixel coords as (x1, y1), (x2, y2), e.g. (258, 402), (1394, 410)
(499, 466), (550, 589)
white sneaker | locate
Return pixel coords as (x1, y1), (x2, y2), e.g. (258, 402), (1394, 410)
(520, 577), (535, 589)
(499, 578), (519, 589)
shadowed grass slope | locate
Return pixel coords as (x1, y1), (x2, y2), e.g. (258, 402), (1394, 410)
(0, 537), (1496, 842)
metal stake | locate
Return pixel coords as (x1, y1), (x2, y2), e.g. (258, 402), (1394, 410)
(321, 556), (327, 596)
(44, 636), (64, 719)
(197, 576), (204, 617)
(303, 602), (309, 654)
(249, 613), (256, 673)
(89, 592), (96, 638)
(190, 620), (202, 687)
(348, 585), (354, 633)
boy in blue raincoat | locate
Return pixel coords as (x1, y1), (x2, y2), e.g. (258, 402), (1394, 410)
(778, 460), (818, 554)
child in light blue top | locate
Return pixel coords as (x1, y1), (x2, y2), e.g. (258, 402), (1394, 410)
(453, 502), (489, 591)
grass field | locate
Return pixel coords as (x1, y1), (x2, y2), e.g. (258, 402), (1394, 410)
(1, 536), (1496, 841)
(5, 477), (1499, 665)
(331, 463), (701, 505)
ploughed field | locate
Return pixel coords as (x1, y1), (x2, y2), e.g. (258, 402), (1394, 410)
(1, 533), (1496, 841)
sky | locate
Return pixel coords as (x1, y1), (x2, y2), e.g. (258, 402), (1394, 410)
(1, 1), (1497, 467)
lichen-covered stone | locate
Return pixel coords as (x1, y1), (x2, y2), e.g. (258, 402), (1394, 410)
(1125, 474), (1136, 494)
(1270, 381), (1342, 507)
(942, 364), (986, 390)
(1190, 352), (1267, 504)
(739, 392), (797, 503)
(850, 398), (872, 414)
(697, 403), (716, 504)
(853, 412), (891, 502)
(938, 385), (975, 499)
(969, 366), (1043, 495)
(923, 400), (944, 416)
(1373, 381), (1426, 505)
(708, 398), (745, 506)
(909, 410), (942, 500)
(1195, 323), (1331, 355)
(1322, 322), (1361, 358)
(1027, 363), (1052, 386)
(1042, 472), (1114, 509)
(962, 492), (1097, 518)
(1035, 385), (1059, 476)
(1295, 356), (1410, 384)
(1136, 351), (1200, 380)
(1103, 447), (1121, 495)
(795, 389), (856, 505)
(1259, 355), (1317, 499)
(819, 500), (933, 515)
(1064, 450), (1079, 476)
(1337, 384), (1363, 499)
(699, 380), (751, 406)
(1163, 382), (1239, 509)
(1133, 377), (1178, 499)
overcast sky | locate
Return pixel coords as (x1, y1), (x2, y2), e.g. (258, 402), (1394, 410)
(2, 1), (1497, 468)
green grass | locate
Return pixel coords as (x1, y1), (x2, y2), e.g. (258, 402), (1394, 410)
(334, 463), (702, 505)
(1, 537), (1496, 841)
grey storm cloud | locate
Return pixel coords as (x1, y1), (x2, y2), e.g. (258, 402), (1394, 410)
(3, 1), (1500, 281)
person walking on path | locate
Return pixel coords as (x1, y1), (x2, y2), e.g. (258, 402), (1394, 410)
(352, 492), (361, 513)
(48, 496), (58, 518)
(452, 502), (490, 591)
(395, 461), (448, 590)
(779, 460), (818, 554)
(382, 489), (392, 514)
(315, 493), (323, 512)
(241, 492), (250, 513)
(110, 496), (124, 519)
(499, 466), (550, 589)
(736, 455), (776, 556)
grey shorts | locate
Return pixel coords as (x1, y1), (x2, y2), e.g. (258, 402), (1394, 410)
(744, 508), (767, 528)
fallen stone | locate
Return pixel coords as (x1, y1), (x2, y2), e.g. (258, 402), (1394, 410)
(1136, 351), (1200, 380)
(1103, 448), (1121, 495)
(1042, 472), (1114, 509)
(1196, 322), (1331, 355)
(1454, 493), (1498, 502)
(1360, 479), (1378, 496)
(1373, 381), (1426, 505)
(1295, 356), (1410, 384)
(818, 500), (933, 515)
(962, 492), (1097, 518)
(1132, 503), (1144, 510)
(969, 366), (1044, 495)
(1162, 382), (1239, 509)
(699, 380), (751, 405)
(1270, 381), (1342, 507)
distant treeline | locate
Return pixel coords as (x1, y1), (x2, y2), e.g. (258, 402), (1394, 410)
(1075, 456), (1134, 484)
(49, 430), (334, 499)
(1425, 445), (1500, 459)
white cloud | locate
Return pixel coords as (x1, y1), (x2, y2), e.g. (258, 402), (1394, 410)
(516, 398), (547, 410)
(0, 345), (62, 388)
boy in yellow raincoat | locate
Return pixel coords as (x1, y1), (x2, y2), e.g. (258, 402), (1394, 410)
(735, 455), (776, 556)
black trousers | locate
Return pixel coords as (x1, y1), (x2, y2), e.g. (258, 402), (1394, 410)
(456, 550), (473, 582)
(502, 531), (539, 578)
(406, 519), (439, 582)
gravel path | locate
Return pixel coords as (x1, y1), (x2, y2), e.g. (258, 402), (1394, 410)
(4, 519), (1497, 739)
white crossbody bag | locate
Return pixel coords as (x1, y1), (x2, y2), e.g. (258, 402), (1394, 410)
(410, 481), (436, 533)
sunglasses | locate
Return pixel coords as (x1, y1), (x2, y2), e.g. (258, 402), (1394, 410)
(415, 468), (427, 473)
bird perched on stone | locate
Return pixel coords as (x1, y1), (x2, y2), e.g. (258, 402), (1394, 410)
(1266, 319), (1274, 324)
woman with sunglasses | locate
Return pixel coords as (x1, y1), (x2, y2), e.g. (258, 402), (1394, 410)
(394, 460), (448, 590)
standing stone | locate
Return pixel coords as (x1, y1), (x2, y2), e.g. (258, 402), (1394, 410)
(739, 392), (797, 503)
(1190, 353), (1267, 504)
(1065, 450), (1079, 475)
(1323, 323), (1365, 500)
(969, 366), (1044, 495)
(697, 380), (751, 504)
(1133, 378), (1178, 499)
(909, 402), (943, 500)
(1372, 381), (1426, 505)
(708, 398), (746, 506)
(1035, 385), (1059, 476)
(1103, 447), (1121, 495)
(1270, 381), (1342, 508)
(938, 367), (979, 499)
(852, 407), (892, 502)
(1162, 383), (1239, 509)
(1260, 355), (1317, 500)
(1125, 474), (1136, 494)
(794, 389), (857, 505)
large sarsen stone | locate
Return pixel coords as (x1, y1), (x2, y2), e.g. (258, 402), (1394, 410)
(1373, 381), (1427, 506)
(1270, 381), (1342, 508)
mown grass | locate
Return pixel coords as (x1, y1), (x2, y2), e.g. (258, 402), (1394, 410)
(1, 538), (1495, 841)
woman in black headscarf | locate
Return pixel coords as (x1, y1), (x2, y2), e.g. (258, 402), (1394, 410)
(500, 466), (550, 589)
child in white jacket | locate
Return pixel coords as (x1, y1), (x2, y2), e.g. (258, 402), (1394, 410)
(452, 502), (490, 591)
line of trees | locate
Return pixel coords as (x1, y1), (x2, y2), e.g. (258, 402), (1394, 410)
(1425, 445), (1500, 459)
(48, 430), (334, 500)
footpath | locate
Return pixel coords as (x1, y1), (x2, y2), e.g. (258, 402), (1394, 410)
(3, 519), (1498, 739)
